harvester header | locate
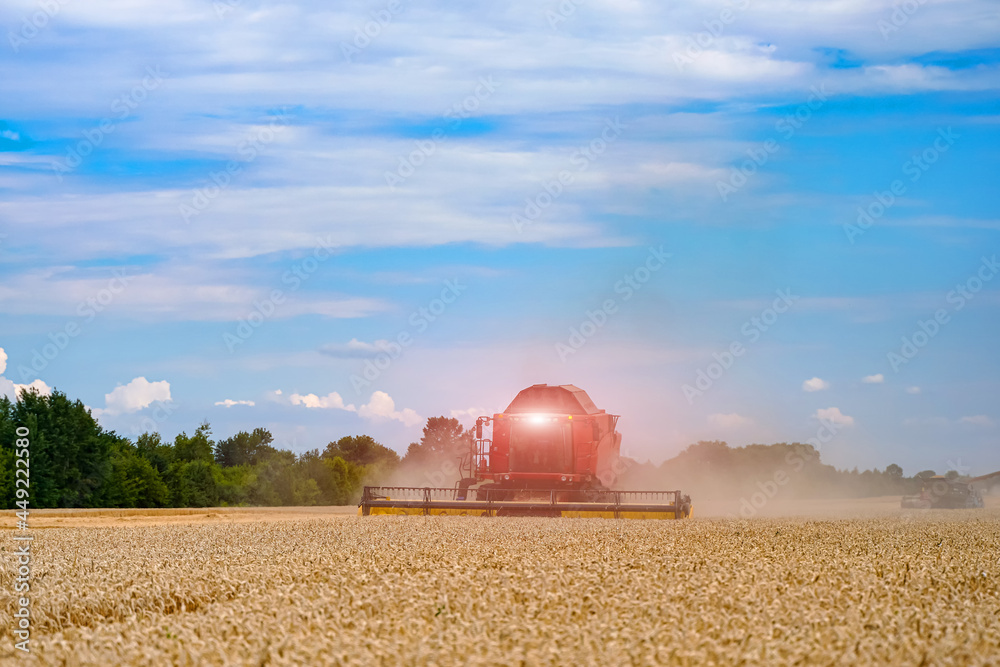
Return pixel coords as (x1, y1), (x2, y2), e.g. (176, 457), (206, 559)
(359, 384), (692, 519)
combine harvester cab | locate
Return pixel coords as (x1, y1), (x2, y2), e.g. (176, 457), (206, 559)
(360, 384), (692, 519)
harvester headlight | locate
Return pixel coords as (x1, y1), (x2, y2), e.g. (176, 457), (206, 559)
(504, 474), (510, 480)
(560, 476), (567, 482)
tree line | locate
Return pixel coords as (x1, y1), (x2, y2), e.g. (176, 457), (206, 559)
(1, 390), (962, 510)
(0, 390), (471, 509)
(620, 440), (960, 500)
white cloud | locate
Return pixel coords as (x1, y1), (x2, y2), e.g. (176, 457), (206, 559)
(358, 391), (422, 427)
(813, 407), (854, 427)
(289, 391), (355, 411)
(17, 379), (51, 396)
(215, 399), (255, 407)
(708, 413), (753, 429)
(0, 264), (389, 322)
(959, 415), (995, 427)
(287, 388), (420, 426)
(0, 347), (53, 400)
(905, 386), (921, 394)
(0, 377), (52, 400)
(862, 374), (884, 384)
(2, 0), (996, 121)
(802, 377), (830, 392)
(101, 377), (171, 415)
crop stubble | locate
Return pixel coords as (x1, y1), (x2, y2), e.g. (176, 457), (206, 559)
(1, 509), (998, 666)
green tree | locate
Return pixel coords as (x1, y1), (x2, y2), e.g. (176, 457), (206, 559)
(214, 465), (255, 506)
(324, 455), (361, 505)
(0, 441), (14, 509)
(0, 396), (17, 507)
(0, 389), (117, 508)
(97, 438), (169, 508)
(323, 435), (399, 467)
(168, 460), (219, 507)
(298, 449), (364, 504)
(243, 449), (322, 506)
(402, 417), (472, 465)
(174, 422), (215, 463)
(136, 432), (174, 474)
(246, 450), (295, 505)
(215, 427), (276, 467)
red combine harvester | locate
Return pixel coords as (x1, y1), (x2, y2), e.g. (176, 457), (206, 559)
(360, 384), (692, 519)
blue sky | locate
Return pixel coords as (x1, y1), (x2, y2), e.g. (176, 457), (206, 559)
(1, 0), (998, 475)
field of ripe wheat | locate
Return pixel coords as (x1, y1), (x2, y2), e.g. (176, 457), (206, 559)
(2, 507), (999, 666)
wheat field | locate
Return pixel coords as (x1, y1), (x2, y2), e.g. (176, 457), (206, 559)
(2, 505), (999, 665)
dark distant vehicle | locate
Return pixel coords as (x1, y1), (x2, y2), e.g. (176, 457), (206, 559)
(901, 475), (984, 509)
(968, 470), (1000, 496)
